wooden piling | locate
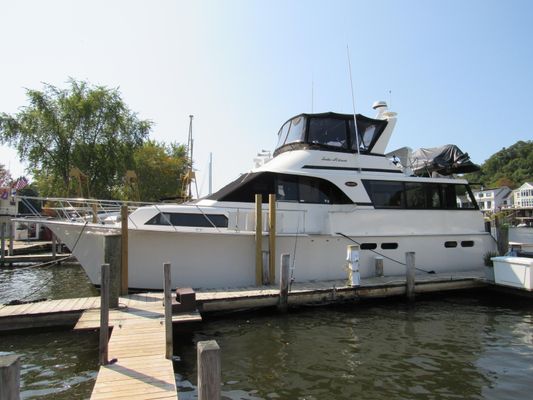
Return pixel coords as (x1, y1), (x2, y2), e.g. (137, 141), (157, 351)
(120, 205), (129, 295)
(278, 253), (290, 312)
(52, 233), (57, 261)
(0, 354), (20, 400)
(405, 252), (416, 301)
(1, 223), (5, 266)
(8, 221), (14, 257)
(375, 256), (384, 277)
(163, 262), (173, 360)
(262, 250), (269, 285)
(268, 193), (276, 285)
(255, 194), (263, 286)
(104, 235), (121, 308)
(99, 263), (110, 366)
(197, 340), (221, 400)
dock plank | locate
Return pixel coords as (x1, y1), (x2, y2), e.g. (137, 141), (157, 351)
(90, 295), (179, 400)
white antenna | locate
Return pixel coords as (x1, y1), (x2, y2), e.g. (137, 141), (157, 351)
(346, 45), (361, 157)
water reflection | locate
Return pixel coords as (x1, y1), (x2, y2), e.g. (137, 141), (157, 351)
(174, 295), (533, 400)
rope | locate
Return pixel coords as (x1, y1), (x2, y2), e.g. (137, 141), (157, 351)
(336, 232), (436, 274)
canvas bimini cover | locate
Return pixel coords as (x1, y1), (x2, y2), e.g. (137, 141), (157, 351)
(409, 144), (480, 176)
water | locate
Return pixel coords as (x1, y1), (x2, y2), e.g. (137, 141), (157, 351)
(173, 296), (533, 400)
(2, 264), (533, 399)
(1, 263), (99, 399)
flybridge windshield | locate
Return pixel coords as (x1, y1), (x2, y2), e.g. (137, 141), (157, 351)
(274, 113), (387, 156)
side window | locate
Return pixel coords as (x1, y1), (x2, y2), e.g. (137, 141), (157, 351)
(364, 180), (404, 208)
(276, 120), (291, 148)
(277, 176), (299, 201)
(284, 116), (305, 145)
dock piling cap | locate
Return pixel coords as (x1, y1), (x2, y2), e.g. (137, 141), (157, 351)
(0, 354), (20, 367)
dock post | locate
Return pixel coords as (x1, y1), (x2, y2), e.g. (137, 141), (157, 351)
(405, 252), (416, 301)
(278, 253), (290, 312)
(262, 250), (269, 285)
(104, 235), (121, 308)
(1, 223), (6, 266)
(0, 354), (20, 400)
(52, 233), (57, 261)
(255, 194), (263, 286)
(8, 221), (14, 257)
(374, 256), (384, 277)
(347, 245), (361, 286)
(99, 263), (110, 365)
(197, 340), (220, 400)
(120, 205), (129, 295)
(163, 262), (173, 360)
(268, 193), (276, 285)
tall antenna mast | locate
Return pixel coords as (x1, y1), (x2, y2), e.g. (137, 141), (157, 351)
(346, 45), (361, 158)
(187, 115), (194, 199)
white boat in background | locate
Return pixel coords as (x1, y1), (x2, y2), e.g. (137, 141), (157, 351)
(19, 101), (496, 290)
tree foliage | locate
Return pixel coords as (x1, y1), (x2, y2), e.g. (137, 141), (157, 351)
(0, 79), (152, 198)
(464, 140), (533, 188)
(0, 163), (12, 186)
(118, 140), (188, 202)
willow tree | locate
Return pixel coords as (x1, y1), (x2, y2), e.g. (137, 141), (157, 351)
(117, 140), (188, 202)
(0, 79), (151, 198)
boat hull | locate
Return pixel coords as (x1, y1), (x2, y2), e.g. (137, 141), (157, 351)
(44, 221), (494, 290)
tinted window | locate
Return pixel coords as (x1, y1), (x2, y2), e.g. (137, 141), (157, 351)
(308, 118), (348, 149)
(445, 241), (458, 248)
(405, 182), (441, 209)
(147, 213), (228, 228)
(363, 181), (404, 208)
(381, 243), (398, 250)
(364, 180), (478, 210)
(361, 243), (377, 250)
(348, 118), (382, 151)
(461, 240), (474, 247)
(216, 172), (353, 204)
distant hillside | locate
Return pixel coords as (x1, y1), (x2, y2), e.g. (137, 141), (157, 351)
(464, 140), (533, 188)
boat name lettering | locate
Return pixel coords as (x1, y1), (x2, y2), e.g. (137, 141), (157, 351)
(321, 157), (348, 163)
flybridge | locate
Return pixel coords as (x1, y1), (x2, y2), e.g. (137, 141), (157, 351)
(273, 102), (397, 157)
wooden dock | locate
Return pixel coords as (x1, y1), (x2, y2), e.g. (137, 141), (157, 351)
(0, 292), (201, 399)
(0, 269), (489, 399)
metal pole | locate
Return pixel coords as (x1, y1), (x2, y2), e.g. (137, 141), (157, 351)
(120, 205), (129, 295)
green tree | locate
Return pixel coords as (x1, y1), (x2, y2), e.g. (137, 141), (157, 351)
(0, 79), (151, 198)
(0, 163), (12, 186)
(119, 140), (188, 202)
(465, 140), (533, 188)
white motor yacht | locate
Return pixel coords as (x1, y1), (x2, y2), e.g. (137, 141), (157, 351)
(28, 101), (496, 290)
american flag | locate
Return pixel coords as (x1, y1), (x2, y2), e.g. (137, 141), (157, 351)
(14, 177), (28, 190)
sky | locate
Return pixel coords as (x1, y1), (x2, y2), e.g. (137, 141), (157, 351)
(1, 0), (532, 196)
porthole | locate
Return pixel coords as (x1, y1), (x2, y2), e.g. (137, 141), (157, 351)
(445, 241), (458, 248)
(461, 240), (474, 247)
(361, 243), (377, 250)
(381, 243), (398, 250)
